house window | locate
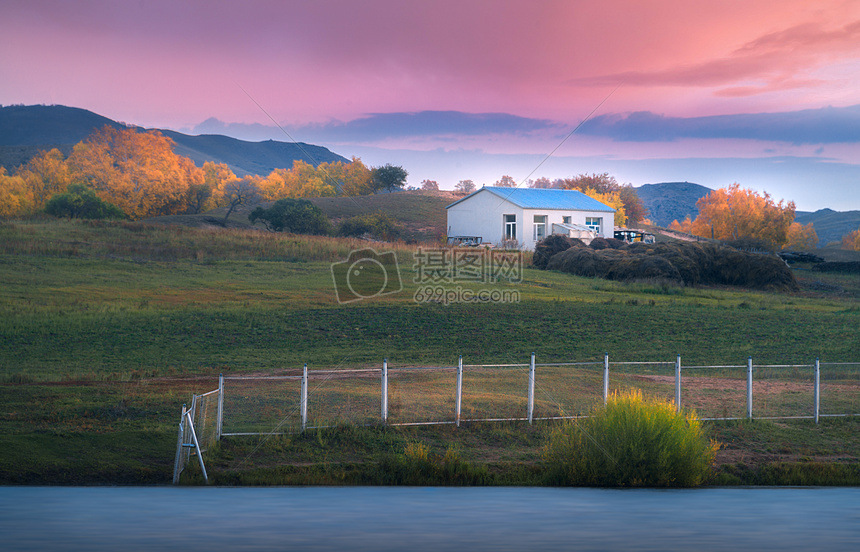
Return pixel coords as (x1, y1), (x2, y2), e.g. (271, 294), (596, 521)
(585, 217), (602, 234)
(562, 216), (571, 224)
(504, 214), (517, 240)
(533, 215), (547, 241)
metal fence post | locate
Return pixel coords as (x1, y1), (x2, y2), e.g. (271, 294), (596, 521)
(301, 363), (308, 431)
(455, 355), (463, 427)
(675, 354), (682, 412)
(382, 358), (388, 424)
(814, 358), (820, 424)
(172, 404), (187, 484)
(747, 357), (753, 419)
(528, 352), (536, 424)
(216, 373), (224, 440)
(603, 352), (609, 405)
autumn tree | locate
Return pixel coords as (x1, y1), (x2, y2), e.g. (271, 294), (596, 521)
(494, 175), (517, 187)
(66, 126), (202, 219)
(15, 148), (73, 212)
(784, 222), (819, 250)
(454, 179), (476, 194)
(680, 183), (796, 248)
(220, 176), (261, 225)
(196, 161), (239, 214)
(582, 188), (627, 227)
(842, 229), (860, 251)
(557, 173), (647, 225)
(0, 167), (28, 218)
(528, 177), (554, 189)
(420, 179), (439, 191)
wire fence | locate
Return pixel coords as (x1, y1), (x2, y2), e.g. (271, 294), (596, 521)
(173, 355), (860, 483)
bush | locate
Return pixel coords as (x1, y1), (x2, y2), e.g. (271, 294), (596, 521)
(543, 390), (719, 487)
(378, 443), (490, 485)
(45, 183), (126, 220)
(337, 212), (402, 241)
(249, 198), (332, 235)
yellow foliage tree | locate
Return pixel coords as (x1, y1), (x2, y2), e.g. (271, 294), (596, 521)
(0, 167), (29, 217)
(784, 222), (819, 250)
(583, 188), (627, 227)
(683, 183), (795, 248)
(842, 229), (860, 251)
(66, 126), (201, 220)
(14, 149), (74, 213)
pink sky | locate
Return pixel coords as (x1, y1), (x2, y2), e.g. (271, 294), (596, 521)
(3, 0), (860, 210)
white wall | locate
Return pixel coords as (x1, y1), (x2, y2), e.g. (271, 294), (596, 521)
(447, 190), (523, 247)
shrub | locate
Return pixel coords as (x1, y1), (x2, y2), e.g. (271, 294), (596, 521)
(249, 198), (332, 235)
(45, 183), (126, 220)
(337, 212), (402, 241)
(543, 390), (719, 487)
(378, 443), (490, 485)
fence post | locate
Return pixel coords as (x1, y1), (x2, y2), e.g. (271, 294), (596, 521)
(814, 358), (820, 424)
(455, 355), (463, 427)
(747, 357), (753, 419)
(528, 352), (536, 424)
(301, 363), (308, 431)
(216, 373), (224, 441)
(185, 410), (209, 484)
(382, 358), (388, 424)
(675, 354), (681, 412)
(603, 352), (609, 405)
(172, 404), (187, 484)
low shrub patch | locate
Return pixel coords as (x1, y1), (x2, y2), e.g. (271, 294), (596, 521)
(543, 390), (720, 487)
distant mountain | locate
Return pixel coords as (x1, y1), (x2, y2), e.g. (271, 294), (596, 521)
(635, 182), (712, 227)
(0, 104), (348, 175)
(159, 130), (348, 176)
(795, 209), (860, 247)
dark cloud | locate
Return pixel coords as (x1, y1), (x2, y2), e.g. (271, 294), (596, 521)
(579, 105), (860, 144)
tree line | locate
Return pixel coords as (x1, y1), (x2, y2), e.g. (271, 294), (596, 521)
(0, 126), (407, 221)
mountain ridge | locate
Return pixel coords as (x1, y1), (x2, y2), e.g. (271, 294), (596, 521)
(0, 104), (348, 176)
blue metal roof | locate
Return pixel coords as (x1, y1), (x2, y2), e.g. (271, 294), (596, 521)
(447, 186), (616, 212)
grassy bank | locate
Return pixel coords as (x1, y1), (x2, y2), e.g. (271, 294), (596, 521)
(1, 219), (858, 486)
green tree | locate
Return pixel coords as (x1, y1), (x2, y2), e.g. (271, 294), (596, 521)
(249, 198), (332, 235)
(44, 183), (126, 219)
(372, 164), (408, 193)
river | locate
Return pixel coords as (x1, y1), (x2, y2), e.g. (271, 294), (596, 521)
(1, 486), (858, 551)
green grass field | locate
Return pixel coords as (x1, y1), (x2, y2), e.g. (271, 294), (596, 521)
(1, 218), (858, 485)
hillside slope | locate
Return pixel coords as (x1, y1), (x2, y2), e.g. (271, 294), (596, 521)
(795, 209), (860, 247)
(635, 182), (712, 227)
(0, 104), (347, 175)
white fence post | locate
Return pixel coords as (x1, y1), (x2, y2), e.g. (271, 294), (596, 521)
(172, 404), (187, 484)
(185, 410), (209, 484)
(675, 354), (682, 412)
(528, 352), (536, 424)
(814, 358), (820, 424)
(382, 358), (388, 424)
(747, 357), (753, 419)
(455, 355), (463, 427)
(301, 363), (308, 431)
(216, 373), (224, 440)
(603, 352), (609, 405)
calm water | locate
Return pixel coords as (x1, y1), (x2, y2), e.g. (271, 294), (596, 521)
(1, 486), (858, 551)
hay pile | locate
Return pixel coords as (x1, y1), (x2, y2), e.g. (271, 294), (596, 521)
(535, 237), (798, 291)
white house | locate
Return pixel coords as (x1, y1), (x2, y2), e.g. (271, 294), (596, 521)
(446, 186), (616, 249)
